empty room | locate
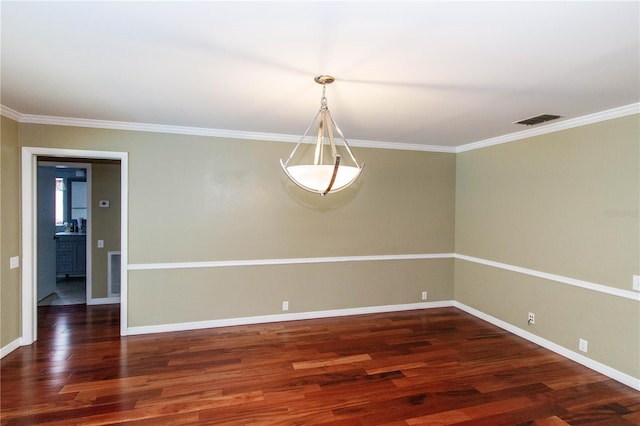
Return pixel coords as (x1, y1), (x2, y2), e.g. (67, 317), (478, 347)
(1, 1), (639, 424)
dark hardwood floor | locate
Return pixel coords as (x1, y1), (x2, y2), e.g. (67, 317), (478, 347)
(1, 305), (639, 425)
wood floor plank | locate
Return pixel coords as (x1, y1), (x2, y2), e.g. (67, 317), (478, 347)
(2, 304), (639, 425)
(532, 417), (571, 426)
(292, 354), (372, 370)
(406, 396), (537, 424)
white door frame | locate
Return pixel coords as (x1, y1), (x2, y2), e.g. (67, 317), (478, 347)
(22, 147), (129, 343)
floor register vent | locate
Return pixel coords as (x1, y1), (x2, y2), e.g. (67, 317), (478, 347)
(108, 251), (121, 297)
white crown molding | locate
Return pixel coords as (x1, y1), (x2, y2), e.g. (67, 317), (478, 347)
(456, 103), (640, 153)
(0, 105), (22, 121)
(2, 103), (637, 154)
(351, 139), (456, 153)
(1, 108), (455, 152)
(18, 112), (307, 144)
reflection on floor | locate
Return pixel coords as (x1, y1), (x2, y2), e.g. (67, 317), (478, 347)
(38, 277), (86, 306)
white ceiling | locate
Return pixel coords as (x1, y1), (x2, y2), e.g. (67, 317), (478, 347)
(2, 1), (639, 149)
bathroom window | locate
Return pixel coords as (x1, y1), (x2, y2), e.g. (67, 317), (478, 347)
(55, 178), (65, 226)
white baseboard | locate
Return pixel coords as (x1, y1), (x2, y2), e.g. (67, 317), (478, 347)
(0, 338), (22, 359)
(453, 301), (640, 391)
(87, 296), (120, 305)
(126, 299), (640, 391)
(126, 301), (454, 336)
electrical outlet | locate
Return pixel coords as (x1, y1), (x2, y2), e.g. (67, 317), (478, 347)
(527, 312), (535, 325)
(10, 256), (20, 269)
(633, 275), (640, 291)
(579, 338), (588, 353)
(421, 291), (428, 301)
(282, 301), (289, 311)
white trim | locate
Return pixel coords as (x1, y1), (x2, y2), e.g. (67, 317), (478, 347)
(86, 166), (93, 306)
(456, 103), (640, 153)
(120, 154), (129, 336)
(0, 105), (22, 121)
(126, 301), (453, 336)
(455, 254), (640, 302)
(19, 114), (306, 142)
(128, 252), (638, 302)
(21, 147), (129, 344)
(2, 110), (457, 153)
(4, 103), (636, 154)
(21, 151), (37, 344)
(87, 297), (121, 305)
(356, 140), (455, 153)
(128, 253), (455, 271)
(454, 302), (640, 391)
(4, 110), (456, 153)
(0, 338), (22, 359)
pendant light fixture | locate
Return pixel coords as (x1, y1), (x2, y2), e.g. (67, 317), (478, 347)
(280, 75), (364, 196)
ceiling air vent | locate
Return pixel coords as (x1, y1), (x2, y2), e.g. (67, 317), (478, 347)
(514, 114), (562, 126)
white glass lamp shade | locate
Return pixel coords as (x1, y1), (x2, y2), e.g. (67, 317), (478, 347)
(281, 163), (362, 194)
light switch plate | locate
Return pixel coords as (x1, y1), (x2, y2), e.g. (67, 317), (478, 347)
(98, 240), (104, 248)
(10, 256), (19, 269)
(633, 275), (640, 291)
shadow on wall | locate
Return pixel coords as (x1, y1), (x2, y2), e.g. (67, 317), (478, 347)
(281, 175), (364, 212)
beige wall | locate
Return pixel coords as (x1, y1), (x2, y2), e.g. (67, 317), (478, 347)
(129, 259), (453, 326)
(17, 123), (457, 328)
(455, 115), (640, 378)
(91, 163), (121, 299)
(124, 134), (455, 263)
(1, 116), (21, 348)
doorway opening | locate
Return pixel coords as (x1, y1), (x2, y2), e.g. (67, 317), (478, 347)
(21, 147), (129, 344)
(37, 161), (91, 307)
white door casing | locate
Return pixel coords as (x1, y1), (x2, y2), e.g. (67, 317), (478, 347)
(22, 147), (129, 343)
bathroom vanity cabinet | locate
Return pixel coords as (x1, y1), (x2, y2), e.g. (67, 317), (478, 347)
(56, 233), (86, 277)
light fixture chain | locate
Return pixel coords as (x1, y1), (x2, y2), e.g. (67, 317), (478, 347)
(321, 83), (328, 110)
